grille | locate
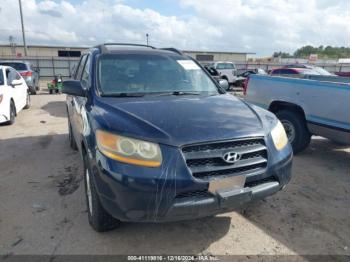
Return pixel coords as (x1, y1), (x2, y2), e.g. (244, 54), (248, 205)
(182, 137), (268, 180)
(176, 190), (213, 199)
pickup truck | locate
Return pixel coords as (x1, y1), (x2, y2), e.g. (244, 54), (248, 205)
(62, 43), (292, 232)
(209, 62), (238, 84)
(245, 75), (350, 153)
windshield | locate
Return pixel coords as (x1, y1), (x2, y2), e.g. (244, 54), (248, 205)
(311, 66), (333, 76)
(98, 54), (219, 96)
(216, 63), (235, 69)
(0, 62), (27, 71)
(301, 69), (321, 75)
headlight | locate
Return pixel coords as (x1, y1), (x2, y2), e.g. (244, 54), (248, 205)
(271, 120), (288, 150)
(96, 130), (162, 167)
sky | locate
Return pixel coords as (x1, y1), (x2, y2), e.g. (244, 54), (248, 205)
(0, 0), (349, 56)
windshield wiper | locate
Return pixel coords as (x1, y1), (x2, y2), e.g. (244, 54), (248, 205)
(101, 93), (145, 97)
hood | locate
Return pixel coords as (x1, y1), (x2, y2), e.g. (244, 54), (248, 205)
(93, 94), (265, 147)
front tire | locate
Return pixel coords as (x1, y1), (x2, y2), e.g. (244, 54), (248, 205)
(276, 110), (311, 154)
(83, 155), (120, 232)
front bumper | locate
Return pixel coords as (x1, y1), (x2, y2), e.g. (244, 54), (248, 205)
(90, 141), (293, 222)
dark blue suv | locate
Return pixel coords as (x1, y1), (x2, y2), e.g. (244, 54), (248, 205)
(63, 43), (293, 232)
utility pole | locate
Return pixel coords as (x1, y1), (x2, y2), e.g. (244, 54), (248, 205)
(18, 0), (28, 56)
(146, 33), (149, 46)
(9, 36), (17, 56)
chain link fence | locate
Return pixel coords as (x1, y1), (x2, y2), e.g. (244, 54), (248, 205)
(1, 56), (349, 82)
(0, 56), (80, 81)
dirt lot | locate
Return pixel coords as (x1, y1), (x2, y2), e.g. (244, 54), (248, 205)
(0, 91), (350, 257)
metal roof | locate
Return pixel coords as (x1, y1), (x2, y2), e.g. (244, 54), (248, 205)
(0, 44), (254, 55)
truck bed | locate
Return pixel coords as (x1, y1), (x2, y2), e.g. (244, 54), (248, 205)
(245, 74), (350, 147)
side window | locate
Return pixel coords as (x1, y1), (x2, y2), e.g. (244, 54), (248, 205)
(81, 55), (91, 89)
(281, 69), (297, 75)
(272, 69), (281, 75)
(216, 63), (225, 69)
(7, 69), (20, 84)
(6, 69), (11, 84)
(75, 55), (87, 80)
(9, 68), (21, 80)
(13, 69), (21, 80)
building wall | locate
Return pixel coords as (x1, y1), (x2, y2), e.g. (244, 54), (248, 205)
(0, 45), (87, 57)
(184, 51), (247, 62)
(0, 45), (248, 62)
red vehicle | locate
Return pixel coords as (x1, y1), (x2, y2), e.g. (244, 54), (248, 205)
(270, 64), (335, 77)
(335, 72), (350, 77)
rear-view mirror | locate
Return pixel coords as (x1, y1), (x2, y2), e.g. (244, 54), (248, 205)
(62, 80), (86, 97)
(218, 79), (229, 90)
(11, 79), (22, 86)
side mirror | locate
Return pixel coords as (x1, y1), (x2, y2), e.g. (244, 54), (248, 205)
(218, 79), (229, 91)
(11, 79), (22, 86)
(62, 80), (86, 97)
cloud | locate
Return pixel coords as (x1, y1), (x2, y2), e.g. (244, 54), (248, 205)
(0, 0), (349, 56)
(39, 9), (62, 17)
(37, 0), (62, 17)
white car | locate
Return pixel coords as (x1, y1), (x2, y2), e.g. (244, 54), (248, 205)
(210, 62), (238, 84)
(0, 66), (30, 125)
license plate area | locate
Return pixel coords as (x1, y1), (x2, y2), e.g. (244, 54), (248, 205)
(217, 187), (252, 208)
(208, 175), (246, 194)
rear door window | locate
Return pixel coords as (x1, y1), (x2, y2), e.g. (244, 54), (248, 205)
(0, 62), (27, 71)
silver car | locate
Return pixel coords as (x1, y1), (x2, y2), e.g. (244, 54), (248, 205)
(0, 61), (40, 94)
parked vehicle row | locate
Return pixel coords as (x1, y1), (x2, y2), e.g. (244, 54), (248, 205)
(0, 66), (30, 125)
(270, 64), (335, 77)
(236, 68), (267, 88)
(63, 43), (293, 232)
(245, 74), (350, 153)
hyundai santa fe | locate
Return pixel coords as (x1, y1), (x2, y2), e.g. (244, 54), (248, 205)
(63, 43), (293, 232)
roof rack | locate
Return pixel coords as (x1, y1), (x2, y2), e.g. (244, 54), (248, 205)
(95, 43), (156, 53)
(160, 48), (183, 55)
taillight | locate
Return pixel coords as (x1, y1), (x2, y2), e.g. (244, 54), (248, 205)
(243, 77), (250, 95)
(20, 71), (33, 77)
(0, 94), (3, 104)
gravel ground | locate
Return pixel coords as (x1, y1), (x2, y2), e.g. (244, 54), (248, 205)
(0, 91), (349, 257)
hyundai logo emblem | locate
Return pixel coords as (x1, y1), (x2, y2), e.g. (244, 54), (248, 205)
(223, 152), (241, 164)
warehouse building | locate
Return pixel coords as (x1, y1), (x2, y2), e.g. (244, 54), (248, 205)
(0, 44), (253, 79)
(0, 44), (252, 62)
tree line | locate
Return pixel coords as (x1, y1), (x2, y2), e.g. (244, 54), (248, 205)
(273, 45), (350, 59)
